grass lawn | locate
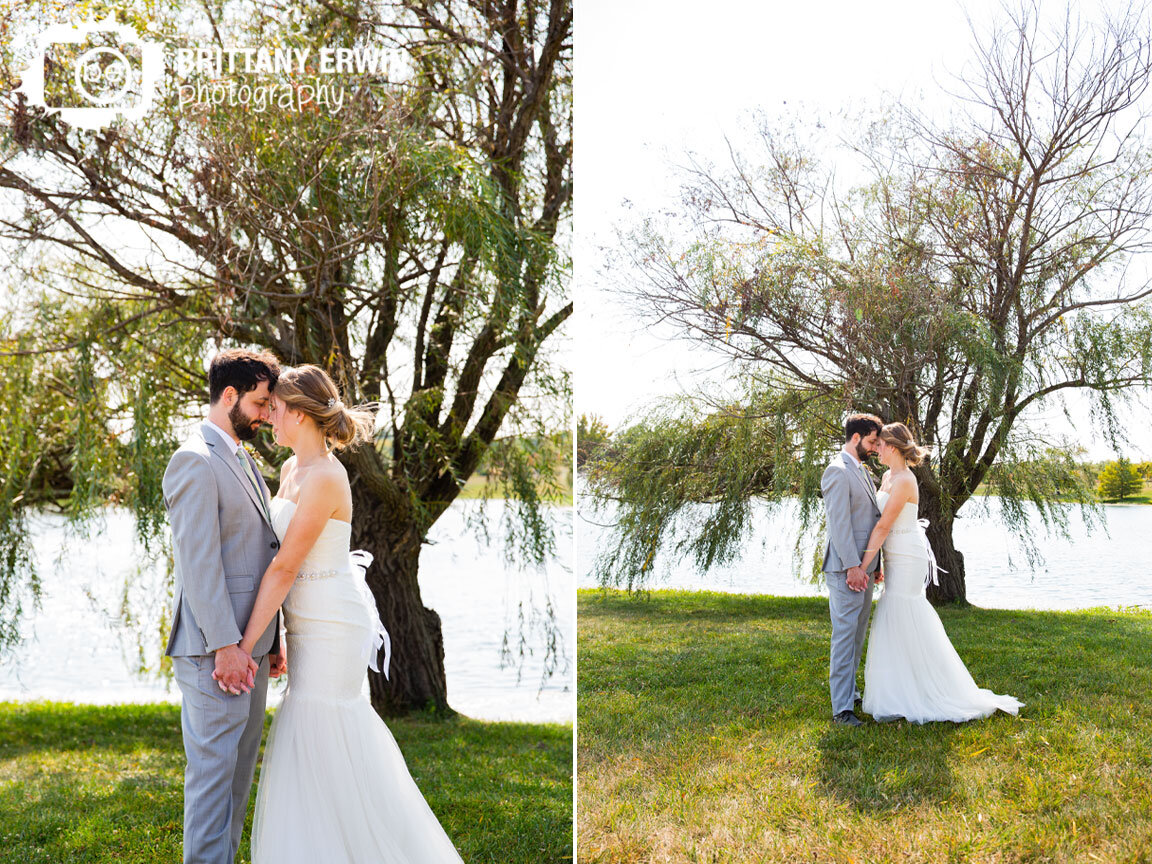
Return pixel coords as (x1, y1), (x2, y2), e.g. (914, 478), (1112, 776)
(1099, 492), (1152, 505)
(578, 589), (1152, 863)
(973, 479), (1152, 504)
(0, 702), (572, 863)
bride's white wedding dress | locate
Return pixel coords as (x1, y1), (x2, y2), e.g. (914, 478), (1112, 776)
(251, 497), (464, 863)
(862, 491), (1023, 724)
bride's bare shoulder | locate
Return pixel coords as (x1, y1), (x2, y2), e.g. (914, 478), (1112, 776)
(298, 457), (350, 506)
(319, 456), (349, 483)
(302, 459), (347, 490)
(890, 470), (917, 497)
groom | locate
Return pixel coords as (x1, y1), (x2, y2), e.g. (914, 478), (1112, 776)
(163, 349), (286, 864)
(821, 412), (883, 727)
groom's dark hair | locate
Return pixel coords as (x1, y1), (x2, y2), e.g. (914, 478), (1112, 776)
(208, 349), (281, 403)
(844, 412), (883, 441)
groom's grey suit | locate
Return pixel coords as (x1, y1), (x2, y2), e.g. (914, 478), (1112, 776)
(163, 422), (281, 864)
(821, 450), (882, 715)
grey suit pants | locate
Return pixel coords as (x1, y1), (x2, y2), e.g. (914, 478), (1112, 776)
(173, 653), (270, 864)
(826, 570), (875, 715)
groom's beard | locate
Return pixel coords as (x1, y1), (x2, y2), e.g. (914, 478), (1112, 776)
(855, 442), (871, 463)
(229, 402), (262, 441)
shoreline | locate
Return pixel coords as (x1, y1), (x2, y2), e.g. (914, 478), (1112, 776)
(576, 585), (1152, 615)
(0, 698), (572, 728)
(0, 691), (574, 725)
(973, 489), (1152, 506)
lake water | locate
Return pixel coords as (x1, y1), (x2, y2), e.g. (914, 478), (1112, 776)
(0, 501), (574, 724)
(577, 497), (1152, 611)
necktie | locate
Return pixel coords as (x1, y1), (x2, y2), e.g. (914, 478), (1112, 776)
(236, 447), (271, 524)
(859, 462), (875, 498)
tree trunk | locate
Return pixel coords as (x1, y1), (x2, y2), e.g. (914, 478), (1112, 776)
(349, 483), (452, 716)
(916, 470), (968, 606)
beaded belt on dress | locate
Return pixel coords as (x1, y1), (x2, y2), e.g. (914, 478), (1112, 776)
(295, 568), (342, 581)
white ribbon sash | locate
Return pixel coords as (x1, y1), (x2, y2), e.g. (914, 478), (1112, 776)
(917, 518), (947, 588)
(349, 550), (392, 680)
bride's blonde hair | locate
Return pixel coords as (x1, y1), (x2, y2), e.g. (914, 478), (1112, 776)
(273, 365), (375, 451)
(880, 422), (930, 467)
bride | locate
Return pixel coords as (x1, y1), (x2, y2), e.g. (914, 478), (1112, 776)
(858, 422), (1023, 724)
(228, 364), (464, 863)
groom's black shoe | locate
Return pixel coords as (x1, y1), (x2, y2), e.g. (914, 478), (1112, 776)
(833, 710), (863, 727)
(855, 696), (863, 710)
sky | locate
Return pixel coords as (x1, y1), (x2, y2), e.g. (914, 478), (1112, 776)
(574, 0), (1152, 461)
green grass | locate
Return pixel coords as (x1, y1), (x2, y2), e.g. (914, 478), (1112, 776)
(973, 480), (1152, 504)
(0, 702), (572, 863)
(578, 589), (1152, 863)
(1098, 492), (1152, 505)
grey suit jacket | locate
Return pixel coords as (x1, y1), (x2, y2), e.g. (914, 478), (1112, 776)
(163, 423), (280, 657)
(821, 451), (882, 574)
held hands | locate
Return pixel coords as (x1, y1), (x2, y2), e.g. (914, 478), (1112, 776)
(268, 641), (287, 679)
(846, 566), (869, 592)
(212, 643), (259, 695)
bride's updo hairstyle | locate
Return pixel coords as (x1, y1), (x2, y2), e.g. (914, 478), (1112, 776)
(273, 365), (376, 451)
(880, 422), (930, 467)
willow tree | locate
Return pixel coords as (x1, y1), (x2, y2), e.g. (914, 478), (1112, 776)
(596, 3), (1152, 603)
(0, 0), (572, 713)
(584, 388), (841, 591)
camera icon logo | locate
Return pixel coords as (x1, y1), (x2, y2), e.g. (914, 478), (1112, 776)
(16, 13), (163, 130)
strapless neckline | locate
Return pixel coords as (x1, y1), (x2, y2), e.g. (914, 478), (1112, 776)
(271, 495), (352, 527)
(876, 490), (919, 509)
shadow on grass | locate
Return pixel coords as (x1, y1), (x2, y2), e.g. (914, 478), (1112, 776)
(392, 715), (574, 862)
(580, 588), (825, 625)
(581, 591), (1152, 716)
(936, 605), (1152, 709)
(1, 703), (574, 864)
(0, 702), (182, 760)
(579, 589), (1152, 816)
(822, 604), (1152, 814)
(816, 719), (962, 813)
(0, 766), (184, 864)
(579, 593), (840, 760)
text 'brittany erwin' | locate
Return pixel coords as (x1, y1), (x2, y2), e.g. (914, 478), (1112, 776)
(174, 46), (394, 77)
